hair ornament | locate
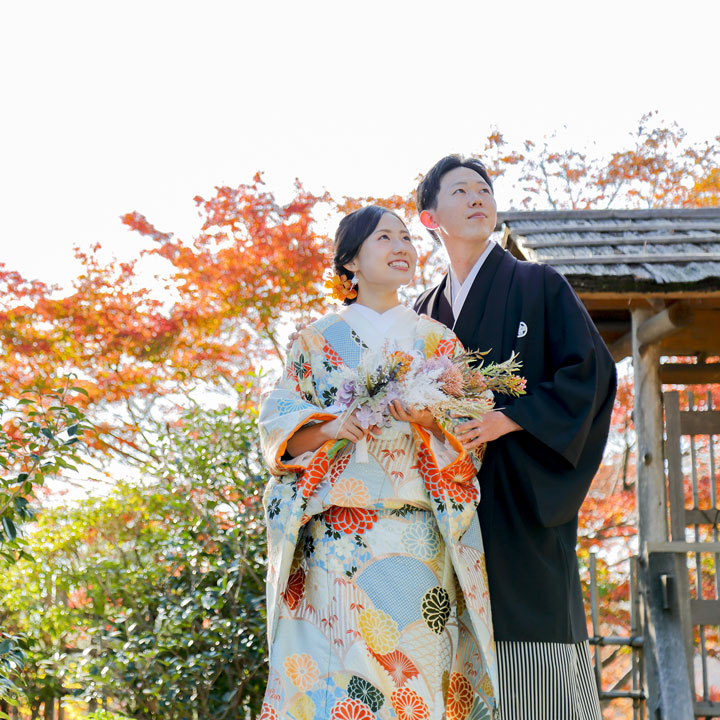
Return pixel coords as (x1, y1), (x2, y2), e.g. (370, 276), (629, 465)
(323, 269), (358, 305)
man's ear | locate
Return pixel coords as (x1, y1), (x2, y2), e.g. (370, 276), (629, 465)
(419, 210), (439, 230)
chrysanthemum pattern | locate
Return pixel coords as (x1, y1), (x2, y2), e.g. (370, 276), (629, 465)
(288, 695), (315, 720)
(447, 672), (474, 720)
(328, 477), (371, 507)
(259, 704), (278, 720)
(416, 444), (447, 500)
(325, 505), (377, 535)
(297, 453), (331, 498)
(329, 698), (374, 720)
(283, 653), (319, 691)
(371, 649), (419, 686)
(347, 676), (384, 712)
(358, 608), (400, 655)
(421, 586), (451, 634)
(391, 687), (430, 720)
(402, 522), (440, 560)
(284, 567), (305, 611)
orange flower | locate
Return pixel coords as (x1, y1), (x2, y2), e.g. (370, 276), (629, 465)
(447, 672), (474, 720)
(328, 477), (371, 507)
(372, 649), (419, 686)
(283, 653), (319, 691)
(284, 567), (305, 611)
(297, 452), (331, 498)
(259, 704), (279, 720)
(391, 687), (430, 720)
(330, 698), (374, 720)
(325, 506), (377, 535)
(323, 271), (358, 304)
(390, 350), (414, 380)
(416, 443), (447, 499)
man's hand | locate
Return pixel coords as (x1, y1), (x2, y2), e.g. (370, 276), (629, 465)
(454, 411), (522, 451)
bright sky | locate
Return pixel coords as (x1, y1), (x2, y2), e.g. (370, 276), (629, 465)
(2, 0), (719, 288)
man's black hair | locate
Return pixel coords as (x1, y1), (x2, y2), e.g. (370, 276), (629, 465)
(416, 155), (493, 242)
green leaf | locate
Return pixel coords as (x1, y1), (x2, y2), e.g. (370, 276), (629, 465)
(1, 517), (17, 541)
(70, 386), (89, 397)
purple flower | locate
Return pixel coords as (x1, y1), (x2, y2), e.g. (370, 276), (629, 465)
(384, 382), (401, 403)
(356, 404), (384, 429)
(336, 380), (356, 408)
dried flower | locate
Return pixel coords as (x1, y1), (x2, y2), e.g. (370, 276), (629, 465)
(439, 365), (464, 397)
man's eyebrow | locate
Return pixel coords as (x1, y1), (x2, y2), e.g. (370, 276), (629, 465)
(451, 179), (489, 188)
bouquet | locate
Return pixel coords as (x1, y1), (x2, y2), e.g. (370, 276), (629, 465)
(328, 344), (526, 462)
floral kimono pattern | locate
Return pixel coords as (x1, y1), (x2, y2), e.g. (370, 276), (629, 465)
(259, 308), (499, 720)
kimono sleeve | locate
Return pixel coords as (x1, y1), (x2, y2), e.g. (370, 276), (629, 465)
(258, 331), (338, 476)
(501, 266), (616, 470)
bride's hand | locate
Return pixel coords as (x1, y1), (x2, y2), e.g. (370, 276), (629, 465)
(322, 410), (374, 443)
(389, 400), (443, 439)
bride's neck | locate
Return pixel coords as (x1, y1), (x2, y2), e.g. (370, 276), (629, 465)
(353, 287), (400, 313)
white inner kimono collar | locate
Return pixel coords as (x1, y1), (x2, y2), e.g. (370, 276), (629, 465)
(339, 303), (417, 352)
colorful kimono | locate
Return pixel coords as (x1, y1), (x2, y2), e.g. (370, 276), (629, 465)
(258, 304), (499, 720)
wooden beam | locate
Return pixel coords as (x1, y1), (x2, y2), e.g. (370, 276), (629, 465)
(694, 701), (720, 717)
(646, 541), (720, 554)
(659, 363), (720, 385)
(610, 304), (692, 360)
(637, 304), (692, 353)
(511, 221), (720, 234)
(595, 320), (631, 335)
(580, 290), (720, 301)
(610, 331), (632, 361)
(525, 233), (720, 248)
(680, 410), (720, 436)
(543, 253), (720, 266)
(691, 599), (720, 626)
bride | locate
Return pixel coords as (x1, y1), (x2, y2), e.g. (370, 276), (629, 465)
(258, 205), (498, 720)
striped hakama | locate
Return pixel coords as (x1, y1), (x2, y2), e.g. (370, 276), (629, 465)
(497, 641), (601, 719)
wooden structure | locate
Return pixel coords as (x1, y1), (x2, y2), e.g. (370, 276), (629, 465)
(497, 207), (720, 718)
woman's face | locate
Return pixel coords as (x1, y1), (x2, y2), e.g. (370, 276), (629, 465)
(345, 213), (417, 290)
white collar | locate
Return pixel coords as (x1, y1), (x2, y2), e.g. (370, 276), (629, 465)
(339, 304), (417, 351)
(448, 240), (495, 323)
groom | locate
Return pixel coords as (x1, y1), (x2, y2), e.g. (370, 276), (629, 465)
(414, 155), (616, 719)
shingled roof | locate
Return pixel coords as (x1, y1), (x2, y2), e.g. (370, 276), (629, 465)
(498, 208), (720, 293)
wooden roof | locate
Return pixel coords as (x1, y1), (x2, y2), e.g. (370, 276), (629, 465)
(496, 208), (720, 362)
(498, 208), (720, 293)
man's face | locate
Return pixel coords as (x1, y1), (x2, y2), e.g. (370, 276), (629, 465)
(424, 166), (497, 245)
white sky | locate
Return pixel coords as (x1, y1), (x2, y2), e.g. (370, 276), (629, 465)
(1, 0), (719, 288)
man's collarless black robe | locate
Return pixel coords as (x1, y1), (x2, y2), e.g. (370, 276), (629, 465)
(415, 244), (617, 643)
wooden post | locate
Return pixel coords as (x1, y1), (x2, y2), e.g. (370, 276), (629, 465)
(632, 307), (667, 546)
(632, 307), (695, 718)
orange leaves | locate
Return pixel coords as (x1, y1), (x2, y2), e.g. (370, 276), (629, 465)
(1, 177), (334, 461)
